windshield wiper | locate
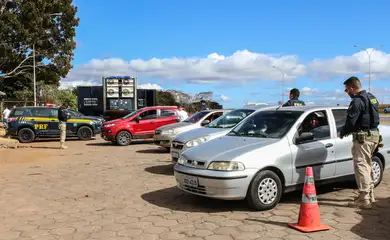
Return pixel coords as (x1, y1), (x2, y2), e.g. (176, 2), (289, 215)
(248, 132), (268, 138)
(228, 130), (241, 136)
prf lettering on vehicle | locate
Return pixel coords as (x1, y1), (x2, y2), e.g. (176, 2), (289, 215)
(34, 124), (48, 130)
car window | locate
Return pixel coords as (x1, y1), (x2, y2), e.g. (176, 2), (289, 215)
(50, 109), (58, 118)
(9, 108), (32, 117)
(298, 110), (330, 140)
(208, 109), (255, 128)
(205, 112), (223, 122)
(160, 109), (177, 117)
(31, 108), (51, 118)
(139, 110), (157, 120)
(332, 109), (347, 132)
(183, 111), (210, 123)
(229, 110), (303, 138)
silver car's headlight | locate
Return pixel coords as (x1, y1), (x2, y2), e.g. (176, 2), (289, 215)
(207, 161), (245, 171)
(177, 156), (187, 165)
(162, 129), (176, 135)
(185, 136), (210, 148)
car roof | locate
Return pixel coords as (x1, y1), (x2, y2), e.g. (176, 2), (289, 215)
(13, 106), (58, 109)
(251, 105), (348, 113)
(141, 106), (178, 110)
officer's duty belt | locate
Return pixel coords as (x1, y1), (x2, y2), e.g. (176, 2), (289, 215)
(352, 130), (380, 142)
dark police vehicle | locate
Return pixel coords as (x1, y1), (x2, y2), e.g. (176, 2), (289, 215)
(6, 106), (102, 143)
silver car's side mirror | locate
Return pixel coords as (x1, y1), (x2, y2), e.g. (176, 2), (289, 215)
(295, 132), (314, 144)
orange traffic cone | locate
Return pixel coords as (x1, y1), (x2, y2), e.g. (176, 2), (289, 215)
(288, 167), (331, 233)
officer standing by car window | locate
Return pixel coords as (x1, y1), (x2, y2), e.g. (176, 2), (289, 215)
(58, 104), (69, 149)
(282, 88), (305, 107)
(339, 76), (381, 209)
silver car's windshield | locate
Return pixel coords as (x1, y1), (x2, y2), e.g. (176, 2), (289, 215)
(207, 109), (255, 128)
(183, 111), (210, 123)
(229, 110), (303, 138)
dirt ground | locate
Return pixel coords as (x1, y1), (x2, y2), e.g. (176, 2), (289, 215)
(0, 136), (390, 240)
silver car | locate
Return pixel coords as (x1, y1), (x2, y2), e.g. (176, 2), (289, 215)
(170, 108), (266, 162)
(174, 105), (390, 211)
(153, 109), (229, 149)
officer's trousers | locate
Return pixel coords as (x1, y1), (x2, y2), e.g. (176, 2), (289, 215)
(351, 140), (378, 200)
(59, 121), (67, 143)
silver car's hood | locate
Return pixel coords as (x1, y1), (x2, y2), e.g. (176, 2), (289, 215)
(174, 127), (229, 143)
(157, 122), (193, 131)
(182, 135), (278, 162)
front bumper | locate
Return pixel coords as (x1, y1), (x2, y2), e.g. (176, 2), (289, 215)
(101, 128), (116, 141)
(171, 141), (186, 162)
(173, 163), (257, 200)
(153, 133), (176, 147)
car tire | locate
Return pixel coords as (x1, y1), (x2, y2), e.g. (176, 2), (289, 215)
(372, 156), (384, 187)
(246, 170), (283, 211)
(116, 131), (132, 146)
(18, 128), (35, 143)
(77, 126), (93, 140)
(384, 109), (388, 113)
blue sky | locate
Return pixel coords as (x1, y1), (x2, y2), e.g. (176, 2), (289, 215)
(63, 0), (390, 108)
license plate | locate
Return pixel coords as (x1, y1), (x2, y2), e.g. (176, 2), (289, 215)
(184, 175), (198, 187)
(172, 151), (179, 158)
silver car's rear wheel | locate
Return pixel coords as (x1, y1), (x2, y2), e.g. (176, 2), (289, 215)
(372, 156), (384, 187)
(247, 170), (283, 211)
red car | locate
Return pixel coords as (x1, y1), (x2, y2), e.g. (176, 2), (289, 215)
(101, 106), (180, 146)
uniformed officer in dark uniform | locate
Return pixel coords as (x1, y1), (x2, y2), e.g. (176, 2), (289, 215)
(200, 100), (207, 111)
(282, 88), (305, 107)
(339, 76), (381, 209)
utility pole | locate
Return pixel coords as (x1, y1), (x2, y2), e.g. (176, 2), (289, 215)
(273, 66), (296, 103)
(33, 44), (36, 106)
(353, 44), (384, 93)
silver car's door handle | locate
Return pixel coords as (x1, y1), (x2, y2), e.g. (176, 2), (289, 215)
(325, 143), (333, 148)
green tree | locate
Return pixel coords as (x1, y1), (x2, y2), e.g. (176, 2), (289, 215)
(14, 87), (33, 106)
(156, 91), (179, 106)
(38, 84), (77, 109)
(0, 0), (79, 97)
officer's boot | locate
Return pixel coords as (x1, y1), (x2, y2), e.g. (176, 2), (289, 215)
(370, 188), (376, 203)
(60, 143), (68, 149)
(348, 192), (371, 209)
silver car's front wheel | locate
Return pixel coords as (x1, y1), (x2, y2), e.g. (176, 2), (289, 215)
(258, 178), (278, 204)
(247, 170), (283, 211)
(372, 156), (384, 187)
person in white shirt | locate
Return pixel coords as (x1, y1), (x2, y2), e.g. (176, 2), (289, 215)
(178, 106), (188, 122)
(2, 107), (11, 128)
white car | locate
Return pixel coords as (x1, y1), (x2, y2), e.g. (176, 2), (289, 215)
(170, 108), (260, 162)
(174, 105), (390, 210)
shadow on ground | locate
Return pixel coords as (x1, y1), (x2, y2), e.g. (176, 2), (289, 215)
(141, 181), (356, 213)
(350, 197), (390, 239)
(86, 140), (154, 147)
(141, 186), (249, 213)
(136, 148), (170, 154)
(144, 164), (174, 176)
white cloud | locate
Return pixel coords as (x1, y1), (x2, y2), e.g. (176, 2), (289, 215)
(220, 94), (231, 101)
(308, 48), (390, 80)
(138, 83), (163, 90)
(61, 50), (307, 86)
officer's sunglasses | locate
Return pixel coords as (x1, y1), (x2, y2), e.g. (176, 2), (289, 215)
(344, 86), (352, 93)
